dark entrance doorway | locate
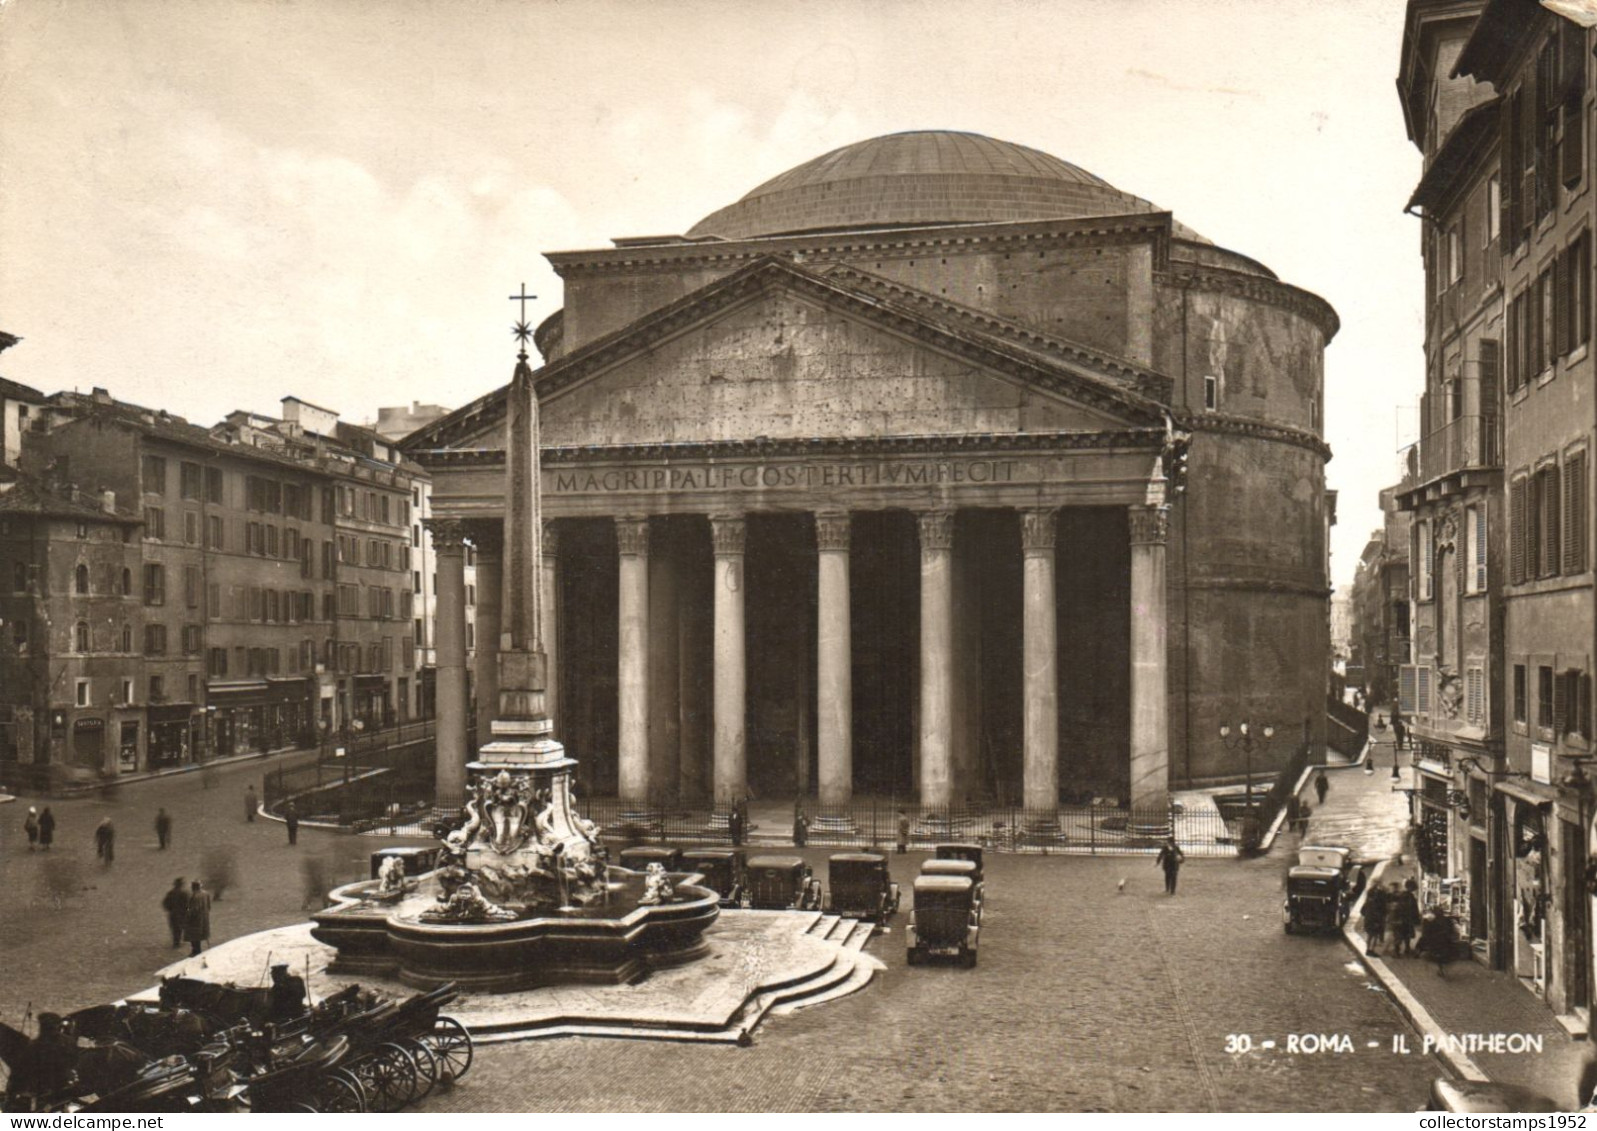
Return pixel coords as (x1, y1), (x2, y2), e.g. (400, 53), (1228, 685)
(851, 511), (916, 796)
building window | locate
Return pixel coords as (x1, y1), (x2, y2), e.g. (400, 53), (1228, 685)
(74, 621), (89, 652)
(1567, 448), (1589, 573)
(143, 563), (165, 605)
(182, 624), (202, 654)
(180, 461), (203, 500)
(1486, 174), (1501, 244)
(1467, 666), (1485, 725)
(11, 561), (25, 593)
(1448, 223), (1463, 285)
(76, 679), (90, 707)
(1539, 664), (1556, 733)
(205, 466), (223, 505)
(74, 563), (89, 594)
(121, 678), (134, 706)
(144, 506), (165, 540)
(149, 674), (164, 702)
(183, 510), (199, 545)
(188, 674), (199, 702)
(184, 565), (200, 609)
(1466, 504), (1487, 593)
(1537, 462), (1562, 578)
(1563, 669), (1592, 740)
(1514, 663), (1529, 724)
(120, 623), (131, 652)
(1511, 475), (1528, 582)
(1559, 230), (1592, 356)
(208, 647), (227, 677)
(142, 454), (167, 496)
(1416, 521), (1433, 600)
(207, 515), (224, 549)
(144, 624), (167, 655)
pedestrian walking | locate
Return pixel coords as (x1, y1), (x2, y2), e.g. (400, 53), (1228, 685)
(38, 806), (56, 850)
(895, 809), (910, 855)
(1313, 769), (1329, 806)
(793, 807), (809, 848)
(184, 880), (211, 956)
(154, 808), (172, 851)
(284, 800), (300, 845)
(245, 785), (257, 823)
(1390, 880), (1420, 957)
(727, 802), (744, 848)
(1392, 706), (1409, 751)
(1295, 800), (1313, 838)
(1155, 837), (1185, 894)
(1362, 882), (1389, 955)
(95, 817), (115, 864)
(162, 877), (188, 948)
(1418, 910), (1460, 977)
(24, 807), (39, 851)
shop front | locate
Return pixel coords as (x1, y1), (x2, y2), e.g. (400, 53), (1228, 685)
(147, 703), (197, 768)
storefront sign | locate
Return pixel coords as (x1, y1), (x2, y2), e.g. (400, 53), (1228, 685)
(1532, 743), (1551, 785)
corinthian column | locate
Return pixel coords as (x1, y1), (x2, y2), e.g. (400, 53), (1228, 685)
(815, 512), (853, 807)
(918, 510), (955, 808)
(616, 516), (650, 802)
(1128, 504), (1170, 814)
(429, 518), (469, 804)
(469, 522), (504, 753)
(1020, 508), (1059, 816)
(711, 514), (747, 806)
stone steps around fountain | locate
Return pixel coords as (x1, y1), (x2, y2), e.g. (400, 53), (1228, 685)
(769, 951), (883, 1017)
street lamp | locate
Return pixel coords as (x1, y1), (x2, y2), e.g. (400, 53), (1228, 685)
(1218, 720), (1275, 810)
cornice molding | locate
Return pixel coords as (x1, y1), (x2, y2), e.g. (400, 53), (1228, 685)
(1159, 263), (1339, 342)
(1184, 413), (1332, 461)
(409, 428), (1168, 470)
(1186, 577), (1332, 599)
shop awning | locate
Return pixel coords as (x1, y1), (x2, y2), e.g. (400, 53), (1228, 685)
(1494, 777), (1558, 808)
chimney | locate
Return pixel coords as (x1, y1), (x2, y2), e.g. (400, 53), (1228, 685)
(91, 387), (112, 405)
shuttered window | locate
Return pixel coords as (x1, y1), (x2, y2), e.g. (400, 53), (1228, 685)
(1401, 665), (1418, 715)
(1507, 291), (1522, 391)
(1511, 476), (1528, 583)
(1563, 18), (1587, 188)
(1542, 463), (1563, 578)
(1503, 91), (1521, 252)
(1467, 667), (1485, 726)
(1418, 666), (1432, 715)
(1566, 449), (1588, 573)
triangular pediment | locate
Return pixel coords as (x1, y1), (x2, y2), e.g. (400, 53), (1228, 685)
(407, 257), (1169, 453)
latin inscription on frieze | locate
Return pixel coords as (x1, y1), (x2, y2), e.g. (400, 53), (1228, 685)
(552, 459), (1019, 494)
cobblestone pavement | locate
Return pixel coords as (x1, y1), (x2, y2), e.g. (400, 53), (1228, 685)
(2, 759), (1443, 1111)
(0, 753), (426, 1023)
(423, 848), (1440, 1112)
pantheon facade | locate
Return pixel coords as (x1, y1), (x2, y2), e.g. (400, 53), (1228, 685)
(405, 131), (1337, 813)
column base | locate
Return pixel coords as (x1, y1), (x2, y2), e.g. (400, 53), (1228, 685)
(1125, 820), (1173, 846)
(808, 815), (857, 835)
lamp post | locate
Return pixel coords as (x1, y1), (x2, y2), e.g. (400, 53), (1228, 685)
(1219, 720), (1275, 811)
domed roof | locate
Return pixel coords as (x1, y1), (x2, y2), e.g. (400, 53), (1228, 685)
(687, 130), (1207, 243)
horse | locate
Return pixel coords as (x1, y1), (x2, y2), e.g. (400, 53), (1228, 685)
(68, 1003), (217, 1058)
(157, 976), (277, 1029)
(0, 1017), (150, 1110)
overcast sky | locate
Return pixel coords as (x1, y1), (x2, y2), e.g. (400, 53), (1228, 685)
(0, 0), (1424, 590)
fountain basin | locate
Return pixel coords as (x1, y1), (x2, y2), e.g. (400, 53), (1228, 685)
(311, 869), (719, 992)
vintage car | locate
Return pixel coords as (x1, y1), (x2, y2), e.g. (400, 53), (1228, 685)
(920, 858), (984, 918)
(1283, 845), (1353, 935)
(744, 855), (823, 911)
(1429, 1078), (1566, 1113)
(618, 846), (683, 873)
(680, 848), (744, 907)
(826, 853), (901, 927)
(934, 843), (985, 883)
(907, 875), (980, 967)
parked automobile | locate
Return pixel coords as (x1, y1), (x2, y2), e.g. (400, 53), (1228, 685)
(618, 846), (683, 873)
(907, 875), (980, 967)
(745, 855), (822, 910)
(934, 843), (984, 883)
(826, 853), (901, 927)
(1283, 844), (1353, 935)
(919, 858), (983, 918)
(680, 848), (744, 907)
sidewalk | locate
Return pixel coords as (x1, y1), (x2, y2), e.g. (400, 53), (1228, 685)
(1312, 714), (1591, 1110)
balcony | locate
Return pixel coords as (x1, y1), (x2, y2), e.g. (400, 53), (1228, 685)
(1399, 414), (1500, 490)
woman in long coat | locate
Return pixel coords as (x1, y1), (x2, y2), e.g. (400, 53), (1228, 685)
(37, 807), (56, 849)
(183, 880), (212, 956)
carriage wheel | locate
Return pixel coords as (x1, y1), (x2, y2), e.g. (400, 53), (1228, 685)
(401, 1038), (439, 1101)
(315, 1068), (367, 1113)
(353, 1044), (418, 1112)
(292, 1102), (319, 1113)
(423, 1016), (474, 1084)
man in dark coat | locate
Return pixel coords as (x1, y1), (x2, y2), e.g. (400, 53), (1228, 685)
(1155, 837), (1186, 894)
(1392, 707), (1409, 751)
(155, 808), (172, 850)
(727, 803), (744, 848)
(1389, 880), (1421, 957)
(245, 785), (258, 823)
(38, 806), (56, 849)
(1418, 910), (1461, 977)
(284, 800), (299, 846)
(95, 817), (115, 864)
(161, 877), (188, 948)
(1362, 881), (1389, 955)
(1313, 770), (1329, 806)
(184, 880), (212, 956)
(268, 964), (308, 1021)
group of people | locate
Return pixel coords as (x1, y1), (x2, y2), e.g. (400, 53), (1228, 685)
(1362, 877), (1460, 975)
(21, 806), (57, 850)
(160, 877), (213, 955)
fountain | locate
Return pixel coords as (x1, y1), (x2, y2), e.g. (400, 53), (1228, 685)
(311, 301), (717, 991)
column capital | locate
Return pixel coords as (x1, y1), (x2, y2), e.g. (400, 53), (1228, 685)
(814, 511), (851, 553)
(710, 513), (747, 556)
(465, 520), (504, 558)
(1128, 504), (1169, 546)
(426, 517), (469, 552)
(916, 509), (954, 552)
(1019, 508), (1058, 553)
(541, 518), (561, 558)
(615, 515), (650, 557)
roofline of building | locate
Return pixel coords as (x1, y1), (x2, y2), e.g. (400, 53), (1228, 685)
(1405, 96), (1502, 213)
(1454, 0), (1543, 82)
(1398, 0), (1490, 144)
